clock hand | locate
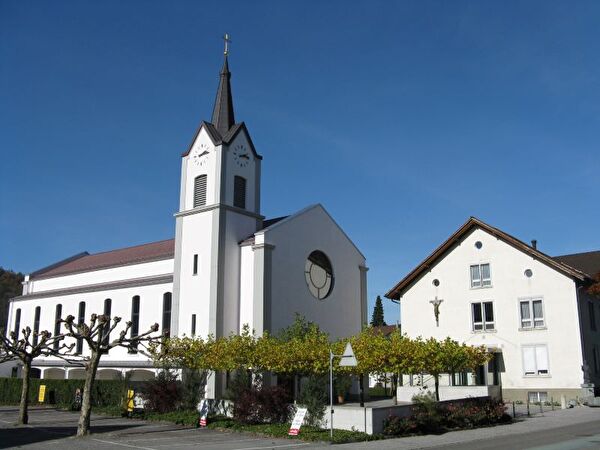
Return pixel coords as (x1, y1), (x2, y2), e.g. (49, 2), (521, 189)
(240, 154), (249, 160)
(199, 151), (209, 157)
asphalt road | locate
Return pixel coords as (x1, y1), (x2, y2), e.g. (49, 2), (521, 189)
(2, 405), (600, 449)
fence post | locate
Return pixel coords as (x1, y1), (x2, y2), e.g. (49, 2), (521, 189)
(539, 401), (543, 414)
(551, 397), (555, 411)
(512, 401), (516, 418)
(526, 398), (530, 417)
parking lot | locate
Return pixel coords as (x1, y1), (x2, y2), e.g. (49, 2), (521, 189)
(0, 406), (325, 450)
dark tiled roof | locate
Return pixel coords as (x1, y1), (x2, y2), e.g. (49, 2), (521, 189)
(30, 239), (175, 280)
(553, 251), (600, 278)
(211, 55), (235, 136)
(372, 325), (399, 336)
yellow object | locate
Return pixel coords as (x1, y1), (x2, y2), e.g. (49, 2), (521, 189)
(127, 390), (135, 412)
(38, 385), (46, 403)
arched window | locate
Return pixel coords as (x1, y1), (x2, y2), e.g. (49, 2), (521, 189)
(53, 304), (62, 351)
(234, 176), (246, 209)
(13, 308), (21, 340)
(76, 301), (86, 354)
(193, 175), (207, 207)
(162, 292), (172, 338)
(102, 298), (112, 346)
(32, 306), (41, 346)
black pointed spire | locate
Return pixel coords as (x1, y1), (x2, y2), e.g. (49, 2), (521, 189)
(211, 50), (235, 136)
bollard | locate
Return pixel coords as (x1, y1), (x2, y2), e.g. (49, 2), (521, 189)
(561, 395), (567, 409)
(512, 401), (516, 417)
(539, 401), (543, 414)
(551, 397), (555, 411)
(526, 399), (530, 417)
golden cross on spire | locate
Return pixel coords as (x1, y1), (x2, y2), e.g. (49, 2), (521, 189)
(223, 33), (231, 55)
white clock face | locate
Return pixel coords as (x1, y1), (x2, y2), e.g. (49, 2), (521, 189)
(232, 144), (250, 168)
(192, 143), (210, 167)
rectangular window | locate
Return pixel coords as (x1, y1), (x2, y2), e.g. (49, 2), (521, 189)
(193, 254), (198, 275)
(472, 301), (494, 331)
(191, 314), (196, 337)
(528, 391), (548, 404)
(522, 344), (549, 376)
(470, 263), (491, 288)
(520, 298), (544, 329)
(76, 302), (86, 354)
(131, 296), (140, 338)
(234, 176), (246, 209)
(589, 302), (597, 331)
(162, 292), (172, 339)
(13, 308), (21, 340)
(53, 304), (62, 351)
(33, 306), (41, 347)
(193, 175), (207, 208)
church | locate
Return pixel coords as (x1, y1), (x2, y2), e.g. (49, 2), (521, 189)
(7, 47), (368, 396)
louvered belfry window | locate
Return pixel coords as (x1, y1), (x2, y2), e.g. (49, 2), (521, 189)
(194, 175), (207, 207)
(234, 176), (246, 209)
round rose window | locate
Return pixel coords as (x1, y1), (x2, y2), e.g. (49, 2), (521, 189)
(305, 250), (334, 300)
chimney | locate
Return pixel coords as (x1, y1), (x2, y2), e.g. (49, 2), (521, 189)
(531, 239), (537, 250)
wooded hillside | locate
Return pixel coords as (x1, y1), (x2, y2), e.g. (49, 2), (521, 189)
(0, 268), (24, 330)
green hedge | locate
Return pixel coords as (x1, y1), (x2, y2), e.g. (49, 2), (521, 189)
(0, 377), (138, 409)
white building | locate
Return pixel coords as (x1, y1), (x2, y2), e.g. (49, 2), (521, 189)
(386, 217), (600, 403)
(7, 51), (368, 396)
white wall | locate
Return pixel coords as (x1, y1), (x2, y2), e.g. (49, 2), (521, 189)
(8, 280), (171, 363)
(261, 205), (366, 339)
(401, 227), (584, 392)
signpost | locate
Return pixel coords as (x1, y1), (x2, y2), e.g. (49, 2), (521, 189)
(329, 342), (358, 439)
(38, 385), (46, 403)
(288, 407), (307, 436)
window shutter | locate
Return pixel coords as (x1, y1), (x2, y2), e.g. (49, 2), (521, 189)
(194, 175), (207, 207)
(535, 346), (549, 374)
(234, 176), (246, 209)
(523, 346), (536, 375)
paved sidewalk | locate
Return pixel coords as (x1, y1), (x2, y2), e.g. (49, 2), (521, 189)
(332, 406), (600, 449)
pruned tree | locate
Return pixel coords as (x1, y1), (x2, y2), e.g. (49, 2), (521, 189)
(0, 326), (74, 424)
(60, 314), (161, 436)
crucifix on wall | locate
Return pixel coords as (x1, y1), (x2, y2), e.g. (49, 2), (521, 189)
(430, 296), (443, 327)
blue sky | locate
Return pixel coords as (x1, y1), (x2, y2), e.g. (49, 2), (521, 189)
(1, 1), (599, 324)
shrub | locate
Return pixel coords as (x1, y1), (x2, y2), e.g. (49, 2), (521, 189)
(141, 369), (183, 413)
(383, 397), (510, 436)
(233, 384), (292, 425)
(180, 368), (208, 411)
(296, 374), (328, 427)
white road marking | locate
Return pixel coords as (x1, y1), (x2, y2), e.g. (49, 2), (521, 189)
(92, 438), (158, 450)
(152, 437), (262, 447)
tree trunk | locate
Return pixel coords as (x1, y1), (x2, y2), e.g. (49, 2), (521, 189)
(18, 360), (31, 425)
(77, 352), (100, 436)
(434, 375), (440, 402)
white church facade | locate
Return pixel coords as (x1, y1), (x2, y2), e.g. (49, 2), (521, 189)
(7, 51), (368, 395)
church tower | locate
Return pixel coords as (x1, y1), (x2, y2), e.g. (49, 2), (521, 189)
(172, 41), (263, 378)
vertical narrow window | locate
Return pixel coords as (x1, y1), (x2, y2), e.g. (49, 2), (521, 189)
(472, 301), (494, 331)
(193, 175), (207, 207)
(233, 175), (246, 209)
(102, 298), (112, 346)
(131, 296), (140, 338)
(191, 314), (196, 337)
(13, 308), (21, 340)
(162, 292), (172, 338)
(193, 254), (198, 275)
(589, 302), (597, 331)
(32, 306), (41, 346)
(593, 346), (600, 374)
(53, 304), (62, 351)
(76, 301), (86, 354)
